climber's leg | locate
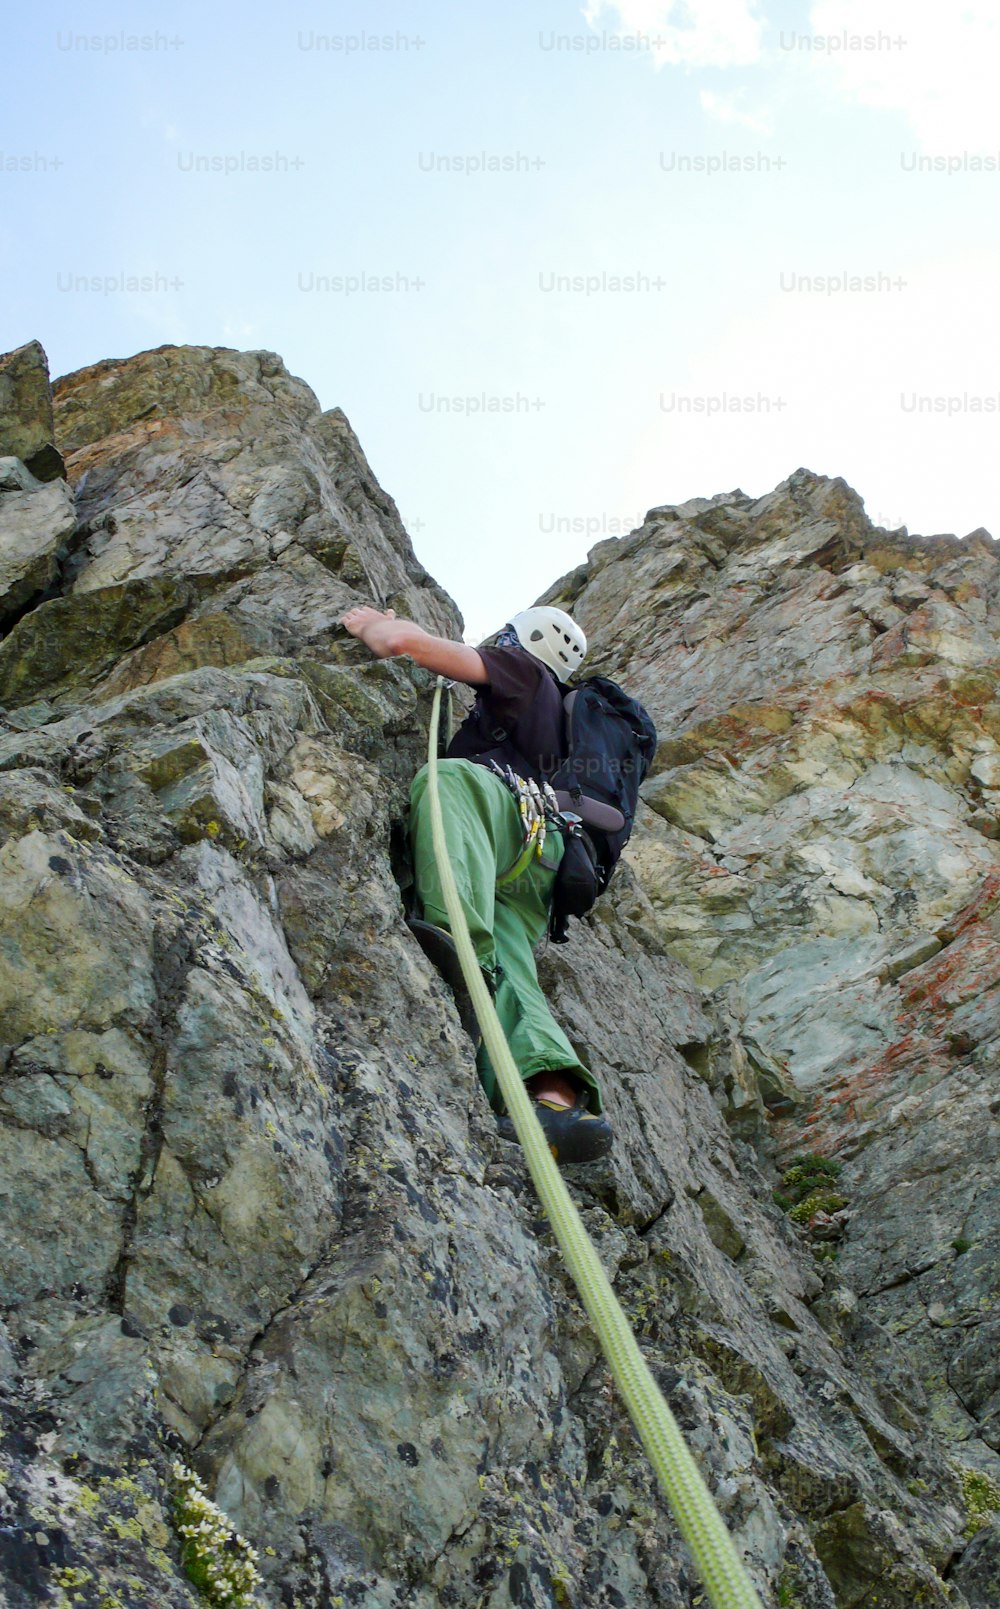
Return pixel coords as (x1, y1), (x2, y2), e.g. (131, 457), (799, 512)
(408, 758), (523, 983)
(409, 758), (603, 1117)
(476, 846), (603, 1117)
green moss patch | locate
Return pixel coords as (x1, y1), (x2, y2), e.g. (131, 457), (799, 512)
(960, 1467), (1000, 1539)
(773, 1154), (844, 1214)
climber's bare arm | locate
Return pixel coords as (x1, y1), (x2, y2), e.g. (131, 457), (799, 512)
(340, 606), (489, 685)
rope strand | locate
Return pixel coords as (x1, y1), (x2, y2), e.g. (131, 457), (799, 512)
(424, 679), (764, 1609)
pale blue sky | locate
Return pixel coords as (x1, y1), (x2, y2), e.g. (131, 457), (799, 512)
(6, 0), (1000, 640)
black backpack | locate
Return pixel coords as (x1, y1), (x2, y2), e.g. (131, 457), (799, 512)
(546, 676), (657, 941)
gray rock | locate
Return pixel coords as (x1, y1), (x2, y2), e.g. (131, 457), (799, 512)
(0, 473), (76, 626)
(0, 355), (989, 1607)
(0, 340), (64, 481)
(0, 455), (43, 491)
(951, 1519), (1000, 1606)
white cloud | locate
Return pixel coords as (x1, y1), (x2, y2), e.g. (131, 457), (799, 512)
(222, 321), (258, 342)
(137, 106), (179, 143)
(699, 86), (773, 132)
(799, 0), (1000, 151)
(583, 0), (765, 68)
(587, 0), (1000, 149)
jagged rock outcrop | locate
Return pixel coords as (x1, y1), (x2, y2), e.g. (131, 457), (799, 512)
(0, 340), (65, 483)
(542, 476), (1000, 1521)
(0, 344), (995, 1608)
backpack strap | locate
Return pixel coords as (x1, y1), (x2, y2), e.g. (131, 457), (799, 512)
(555, 683), (626, 832)
(475, 696), (511, 746)
(553, 791), (626, 832)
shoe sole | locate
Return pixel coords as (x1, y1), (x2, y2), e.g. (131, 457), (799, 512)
(407, 919), (483, 1047)
(495, 1110), (613, 1165)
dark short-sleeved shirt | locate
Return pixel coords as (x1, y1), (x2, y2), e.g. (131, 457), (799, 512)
(447, 645), (567, 779)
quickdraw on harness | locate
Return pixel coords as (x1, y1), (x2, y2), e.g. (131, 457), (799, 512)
(490, 762), (568, 887)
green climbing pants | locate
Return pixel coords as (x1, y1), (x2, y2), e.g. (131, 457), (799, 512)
(409, 759), (602, 1115)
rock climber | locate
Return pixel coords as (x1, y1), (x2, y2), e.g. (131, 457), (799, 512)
(340, 602), (613, 1164)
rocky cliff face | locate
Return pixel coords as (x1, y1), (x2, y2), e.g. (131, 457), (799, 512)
(0, 342), (996, 1609)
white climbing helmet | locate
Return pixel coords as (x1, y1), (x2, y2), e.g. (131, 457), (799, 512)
(508, 606), (587, 684)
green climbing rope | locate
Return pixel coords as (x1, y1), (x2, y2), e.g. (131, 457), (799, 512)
(425, 677), (764, 1609)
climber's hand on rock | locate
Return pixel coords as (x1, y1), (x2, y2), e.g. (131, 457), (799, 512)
(340, 607), (488, 684)
(342, 604), (396, 637)
(340, 606), (406, 658)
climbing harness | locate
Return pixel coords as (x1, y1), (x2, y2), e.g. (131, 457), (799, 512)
(490, 761), (562, 887)
(425, 678), (764, 1609)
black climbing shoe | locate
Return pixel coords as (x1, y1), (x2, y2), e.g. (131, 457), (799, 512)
(407, 919), (491, 1048)
(495, 1098), (613, 1165)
